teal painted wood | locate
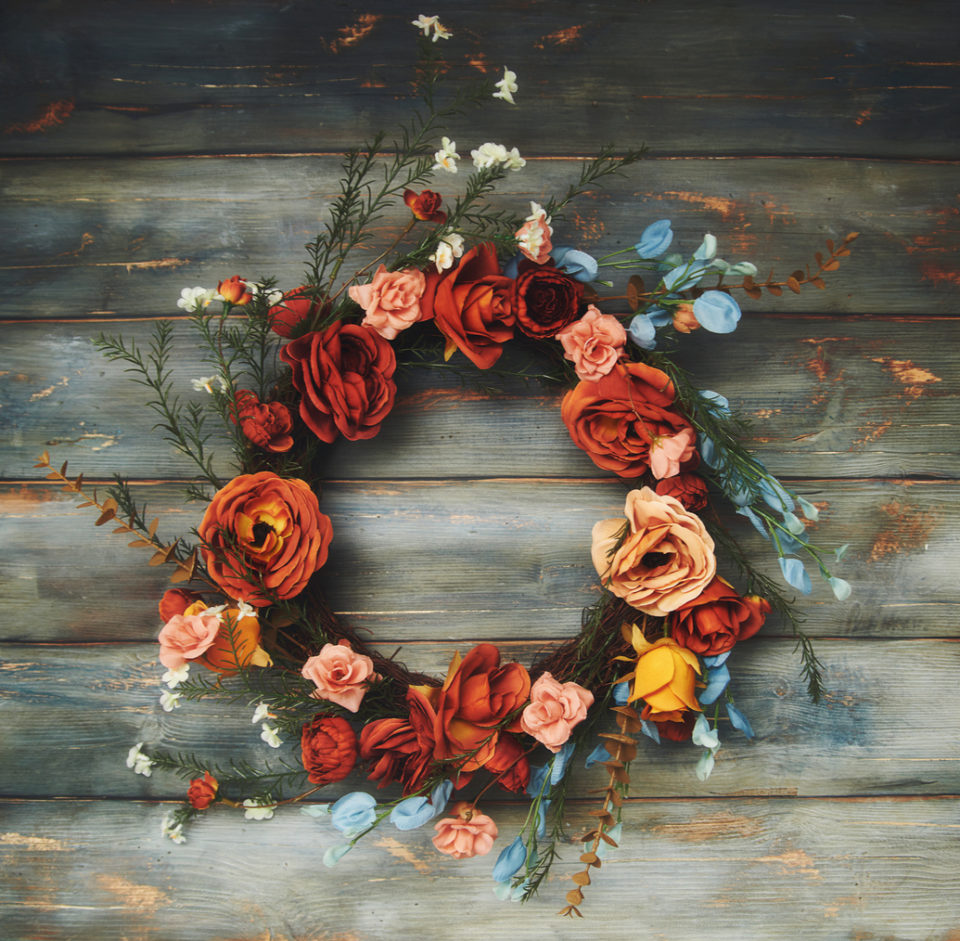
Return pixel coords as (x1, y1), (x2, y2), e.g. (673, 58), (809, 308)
(1, 157), (957, 318)
(0, 479), (955, 643)
(1, 1), (956, 159)
(1, 798), (958, 940)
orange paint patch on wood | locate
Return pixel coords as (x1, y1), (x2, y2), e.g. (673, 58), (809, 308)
(658, 190), (741, 222)
(373, 836), (433, 874)
(94, 873), (171, 913)
(651, 811), (763, 842)
(823, 895), (863, 918)
(4, 99), (74, 135)
(869, 500), (938, 562)
(920, 262), (960, 286)
(322, 14), (381, 54)
(123, 257), (190, 272)
(852, 419), (893, 448)
(855, 108), (872, 126)
(570, 208), (605, 244)
(0, 832), (71, 851)
(535, 24), (586, 48)
(871, 357), (942, 400)
(760, 848), (821, 880)
(58, 232), (95, 258)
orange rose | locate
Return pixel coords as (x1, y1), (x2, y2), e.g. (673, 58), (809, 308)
(217, 275), (253, 307)
(592, 487), (716, 617)
(198, 471), (333, 606)
(301, 715), (358, 785)
(412, 644), (531, 772)
(420, 242), (515, 369)
(655, 472), (709, 511)
(617, 624), (702, 717)
(187, 771), (219, 809)
(671, 576), (771, 656)
(561, 361), (696, 479)
(183, 600), (272, 674)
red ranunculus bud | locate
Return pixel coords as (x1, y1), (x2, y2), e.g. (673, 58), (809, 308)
(403, 188), (447, 223)
(217, 276), (253, 307)
(187, 771), (219, 809)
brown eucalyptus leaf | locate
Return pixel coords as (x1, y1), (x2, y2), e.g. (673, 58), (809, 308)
(566, 889), (584, 906)
(59, 461), (68, 477)
(76, 501), (94, 508)
(45, 472), (61, 480)
(786, 276), (802, 294)
(169, 567), (191, 584)
(572, 871), (591, 887)
(128, 539), (151, 548)
(812, 277), (826, 289)
(845, 231), (860, 242)
(767, 285), (783, 297)
(791, 269), (805, 281)
(149, 550), (169, 566)
(826, 239), (835, 253)
(35, 451), (50, 467)
(558, 904), (583, 918)
(600, 831), (620, 847)
(579, 852), (599, 865)
(94, 508), (116, 526)
(148, 517), (160, 537)
(745, 286), (762, 300)
(599, 731), (636, 746)
(822, 260), (840, 271)
(103, 497), (118, 512)
(626, 275), (646, 311)
(74, 474), (84, 490)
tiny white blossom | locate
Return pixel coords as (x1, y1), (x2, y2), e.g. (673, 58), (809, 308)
(433, 136), (460, 173)
(493, 67), (518, 105)
(432, 21), (452, 41)
(243, 799), (276, 821)
(235, 601), (257, 621)
(251, 702), (272, 724)
(162, 664), (190, 689)
(159, 690), (182, 713)
(503, 147), (526, 171)
(471, 142), (509, 169)
(411, 14), (438, 34)
(161, 813), (186, 844)
(176, 286), (215, 312)
(191, 375), (227, 395)
(429, 233), (465, 272)
(265, 289), (284, 306)
(203, 604), (227, 620)
(260, 723), (283, 748)
(126, 742), (155, 777)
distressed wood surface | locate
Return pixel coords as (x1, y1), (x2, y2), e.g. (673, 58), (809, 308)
(1, 1), (957, 938)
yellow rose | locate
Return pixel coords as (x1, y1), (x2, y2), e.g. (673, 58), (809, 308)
(617, 623), (701, 716)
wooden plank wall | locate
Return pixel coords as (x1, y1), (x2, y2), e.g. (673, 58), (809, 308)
(1, 2), (958, 938)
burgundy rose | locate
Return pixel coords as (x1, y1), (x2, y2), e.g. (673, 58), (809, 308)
(279, 321), (396, 442)
(233, 390), (294, 453)
(403, 188), (447, 223)
(656, 472), (709, 511)
(513, 265), (582, 338)
(301, 715), (358, 785)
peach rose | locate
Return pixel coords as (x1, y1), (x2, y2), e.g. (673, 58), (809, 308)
(432, 802), (498, 859)
(198, 471), (333, 606)
(348, 265), (427, 340)
(555, 305), (626, 382)
(649, 427), (697, 480)
(672, 302), (700, 334)
(618, 624), (702, 717)
(301, 639), (380, 712)
(158, 609), (222, 670)
(592, 487), (716, 617)
(520, 672), (594, 752)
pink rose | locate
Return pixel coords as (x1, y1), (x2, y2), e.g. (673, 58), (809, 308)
(649, 427), (697, 480)
(555, 305), (626, 382)
(432, 802), (498, 859)
(158, 611), (222, 670)
(348, 265), (426, 340)
(301, 639), (379, 713)
(520, 672), (594, 752)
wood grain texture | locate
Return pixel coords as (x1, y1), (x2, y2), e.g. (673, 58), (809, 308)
(1, 156), (957, 318)
(1, 0), (957, 159)
(1, 798), (958, 940)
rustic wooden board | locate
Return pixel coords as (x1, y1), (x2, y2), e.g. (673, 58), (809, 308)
(1, 0), (957, 159)
(2, 639), (958, 799)
(0, 479), (954, 643)
(1, 317), (956, 481)
(1, 797), (957, 940)
(1, 156), (957, 319)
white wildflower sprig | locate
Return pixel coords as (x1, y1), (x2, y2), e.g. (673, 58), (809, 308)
(191, 375), (227, 395)
(251, 702), (272, 724)
(162, 813), (186, 844)
(159, 690), (182, 713)
(260, 723), (283, 748)
(433, 136), (460, 173)
(176, 286), (215, 312)
(243, 799), (276, 821)
(470, 142), (525, 171)
(126, 742), (155, 777)
(162, 664), (190, 689)
(429, 233), (465, 272)
(493, 67), (518, 104)
(411, 14), (451, 41)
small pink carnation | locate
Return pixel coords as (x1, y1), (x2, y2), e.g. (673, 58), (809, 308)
(348, 265), (426, 340)
(301, 639), (379, 713)
(555, 305), (627, 382)
(649, 427), (697, 480)
(158, 612), (222, 670)
(520, 672), (594, 752)
(515, 202), (553, 265)
(432, 802), (498, 859)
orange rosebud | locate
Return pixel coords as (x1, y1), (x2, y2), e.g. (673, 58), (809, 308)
(617, 625), (702, 717)
(672, 302), (700, 333)
(187, 771), (218, 809)
(403, 188), (447, 223)
(217, 275), (253, 307)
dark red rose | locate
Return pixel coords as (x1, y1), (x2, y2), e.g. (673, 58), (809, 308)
(268, 285), (321, 338)
(420, 242), (515, 369)
(360, 714), (435, 795)
(652, 710), (697, 742)
(561, 361), (696, 478)
(671, 576), (771, 656)
(279, 321), (396, 442)
(217, 276), (253, 307)
(513, 265), (582, 338)
(233, 390), (294, 453)
(656, 472), (709, 511)
(301, 715), (358, 785)
(403, 188), (447, 223)
(158, 588), (202, 623)
(187, 771), (219, 809)
(484, 733), (530, 794)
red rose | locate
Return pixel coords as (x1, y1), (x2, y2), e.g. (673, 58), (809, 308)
(234, 390), (294, 453)
(562, 361), (696, 478)
(656, 472), (709, 511)
(158, 588), (202, 623)
(301, 715), (358, 785)
(403, 188), (447, 223)
(217, 276), (253, 307)
(420, 242), (515, 369)
(513, 265), (582, 338)
(198, 471), (333, 606)
(187, 771), (219, 809)
(652, 711), (696, 742)
(484, 733), (530, 793)
(671, 576), (771, 656)
(279, 321), (396, 442)
(268, 286), (321, 338)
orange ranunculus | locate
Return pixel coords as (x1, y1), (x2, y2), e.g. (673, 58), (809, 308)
(198, 471), (333, 606)
(187, 771), (219, 809)
(561, 361), (696, 479)
(419, 242), (515, 369)
(217, 276), (253, 306)
(182, 600), (273, 674)
(412, 643), (531, 772)
(592, 487), (716, 617)
(300, 715), (358, 785)
(671, 576), (771, 656)
(617, 624), (702, 717)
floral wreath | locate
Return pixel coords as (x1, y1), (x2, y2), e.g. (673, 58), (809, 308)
(42, 16), (856, 917)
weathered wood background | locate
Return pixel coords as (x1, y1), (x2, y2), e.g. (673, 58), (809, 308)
(1, 2), (958, 938)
